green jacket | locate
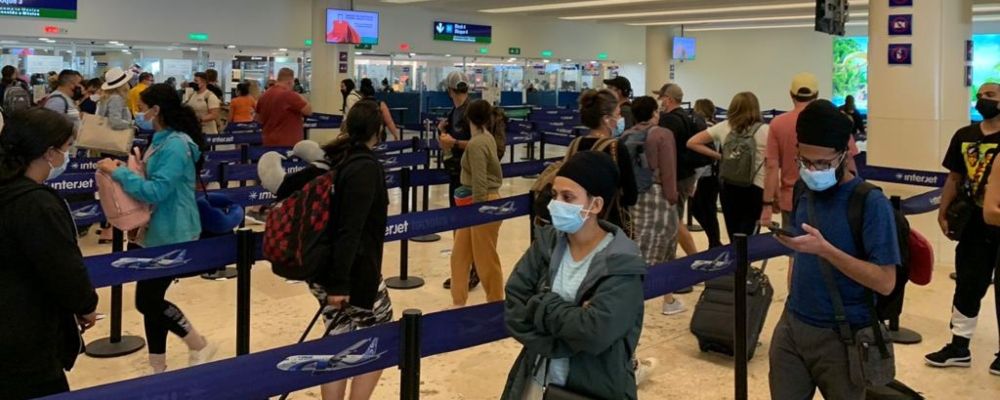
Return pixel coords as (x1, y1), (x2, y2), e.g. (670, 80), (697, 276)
(502, 222), (647, 400)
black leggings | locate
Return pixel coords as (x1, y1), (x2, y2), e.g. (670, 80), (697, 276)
(691, 175), (723, 248)
(720, 183), (763, 243)
(951, 215), (1000, 347)
(135, 276), (193, 354)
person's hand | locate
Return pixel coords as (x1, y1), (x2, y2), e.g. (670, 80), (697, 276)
(439, 133), (456, 150)
(773, 223), (831, 256)
(77, 312), (98, 332)
(760, 205), (773, 226)
(437, 119), (448, 134)
(97, 158), (123, 174)
(938, 213), (953, 240)
(326, 295), (350, 310)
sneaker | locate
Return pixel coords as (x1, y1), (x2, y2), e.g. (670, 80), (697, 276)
(662, 298), (687, 316)
(443, 268), (481, 290)
(189, 341), (219, 367)
(635, 357), (659, 386)
(924, 343), (972, 368)
(990, 354), (1000, 376)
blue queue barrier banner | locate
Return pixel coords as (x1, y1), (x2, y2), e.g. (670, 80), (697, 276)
(205, 149), (244, 164)
(901, 188), (943, 216)
(374, 139), (416, 153)
(247, 146), (292, 162)
(85, 234), (238, 288)
(380, 151), (428, 170)
(211, 186), (279, 208)
(384, 194), (531, 242)
(52, 232), (793, 400)
(410, 169), (450, 187)
(859, 165), (947, 188)
(506, 131), (540, 146)
(222, 162), (308, 182)
(508, 120), (534, 133)
(48, 172), (95, 194)
(66, 157), (103, 173)
(206, 133), (263, 147)
(224, 122), (262, 135)
(385, 170), (402, 189)
(70, 201), (103, 227)
(304, 113), (342, 129)
(543, 133), (576, 147)
(501, 159), (554, 178)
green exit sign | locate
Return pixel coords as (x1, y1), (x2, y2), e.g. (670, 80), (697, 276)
(540, 50), (553, 58)
(597, 52), (608, 60)
(304, 39), (313, 47)
(187, 32), (209, 42)
(355, 44), (373, 50)
(508, 47), (521, 55)
(478, 47), (489, 54)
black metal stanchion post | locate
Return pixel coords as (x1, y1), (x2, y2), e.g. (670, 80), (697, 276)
(86, 228), (146, 357)
(400, 309), (422, 400)
(888, 196), (922, 344)
(235, 228), (253, 356)
(411, 148), (440, 243)
(734, 233), (749, 400)
(387, 169), (425, 289)
(687, 199), (704, 232)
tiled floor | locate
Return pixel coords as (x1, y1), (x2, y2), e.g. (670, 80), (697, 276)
(66, 145), (999, 399)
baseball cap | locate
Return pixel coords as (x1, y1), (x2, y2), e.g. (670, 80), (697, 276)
(790, 72), (819, 97)
(603, 76), (632, 97)
(445, 71), (469, 93)
(654, 83), (683, 102)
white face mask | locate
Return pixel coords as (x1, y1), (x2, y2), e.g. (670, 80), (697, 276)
(89, 94), (101, 102)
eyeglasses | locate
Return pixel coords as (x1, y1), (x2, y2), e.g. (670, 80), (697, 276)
(797, 153), (845, 170)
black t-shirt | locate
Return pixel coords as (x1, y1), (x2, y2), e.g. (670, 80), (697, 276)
(942, 123), (1000, 206)
(446, 99), (471, 159)
(659, 108), (709, 180)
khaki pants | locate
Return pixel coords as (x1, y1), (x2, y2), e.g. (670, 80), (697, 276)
(451, 192), (504, 305)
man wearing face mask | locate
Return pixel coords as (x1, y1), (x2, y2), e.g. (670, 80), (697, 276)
(43, 70), (85, 132)
(768, 99), (900, 399)
(925, 82), (1000, 375)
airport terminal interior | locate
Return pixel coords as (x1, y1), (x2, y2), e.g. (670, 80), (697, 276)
(2, 0), (1000, 399)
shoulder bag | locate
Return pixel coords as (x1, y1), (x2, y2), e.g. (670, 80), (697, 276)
(78, 112), (135, 156)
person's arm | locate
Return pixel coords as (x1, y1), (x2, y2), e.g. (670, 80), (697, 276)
(504, 234), (573, 358)
(467, 139), (492, 202)
(985, 158), (1000, 226)
(380, 103), (400, 140)
(107, 95), (131, 130)
(615, 140), (638, 207)
(687, 128), (722, 160)
(938, 172), (963, 236)
(322, 159), (379, 295)
(18, 197), (99, 316)
(111, 139), (189, 204)
(292, 92), (313, 117)
(648, 129), (678, 204)
(762, 127), (782, 224)
(203, 93), (221, 123)
(534, 273), (644, 355)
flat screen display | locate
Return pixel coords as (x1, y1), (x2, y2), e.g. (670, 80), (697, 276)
(0, 0), (77, 20)
(326, 9), (379, 45)
(672, 37), (696, 60)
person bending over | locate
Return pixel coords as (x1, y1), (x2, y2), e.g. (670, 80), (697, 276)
(502, 151), (646, 400)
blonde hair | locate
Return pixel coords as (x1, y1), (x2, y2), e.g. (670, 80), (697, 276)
(99, 84), (129, 106)
(726, 92), (763, 133)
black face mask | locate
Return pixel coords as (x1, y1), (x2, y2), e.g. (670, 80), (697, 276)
(71, 86), (84, 101)
(977, 98), (1000, 120)
(189, 82), (200, 90)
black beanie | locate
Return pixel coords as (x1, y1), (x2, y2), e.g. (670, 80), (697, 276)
(797, 99), (852, 151)
(557, 150), (620, 203)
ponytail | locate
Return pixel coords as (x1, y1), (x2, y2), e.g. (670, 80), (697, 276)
(489, 107), (508, 159)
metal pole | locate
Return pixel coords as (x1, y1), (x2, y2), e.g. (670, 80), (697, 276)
(400, 309), (422, 400)
(85, 228), (146, 357)
(734, 233), (749, 400)
(236, 228), (253, 355)
(412, 147), (440, 243)
(386, 168), (425, 289)
(888, 195), (922, 345)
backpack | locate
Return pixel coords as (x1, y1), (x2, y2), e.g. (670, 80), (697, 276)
(661, 108), (712, 179)
(39, 91), (70, 114)
(1, 84), (31, 117)
(719, 122), (764, 187)
(620, 124), (655, 194)
(792, 180), (913, 320)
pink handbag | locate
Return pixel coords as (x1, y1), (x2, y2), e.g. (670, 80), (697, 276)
(96, 147), (151, 231)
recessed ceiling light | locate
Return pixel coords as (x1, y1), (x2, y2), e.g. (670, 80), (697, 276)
(278, 48), (288, 52)
(189, 47), (198, 51)
(121, 49), (130, 53)
(543, 59), (551, 63)
(638, 62), (644, 65)
(226, 45), (236, 49)
(445, 54), (451, 57)
(685, 21), (866, 32)
(564, 58), (572, 62)
(562, 1), (868, 20)
(628, 13), (868, 26)
(355, 51), (363, 55)
(973, 4), (1000, 12)
(482, 0), (661, 13)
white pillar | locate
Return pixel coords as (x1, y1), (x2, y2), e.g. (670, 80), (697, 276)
(644, 26), (671, 96)
(310, 0), (355, 142)
(867, 0), (972, 261)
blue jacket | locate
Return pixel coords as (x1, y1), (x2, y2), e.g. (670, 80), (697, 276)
(112, 130), (201, 247)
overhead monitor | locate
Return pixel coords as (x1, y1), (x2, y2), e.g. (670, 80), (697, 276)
(326, 9), (379, 45)
(672, 37), (696, 61)
(0, 0), (78, 20)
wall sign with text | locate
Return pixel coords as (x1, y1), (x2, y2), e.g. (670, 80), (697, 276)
(433, 21), (492, 44)
(0, 0), (77, 20)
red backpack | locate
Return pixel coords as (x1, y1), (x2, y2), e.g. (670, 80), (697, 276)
(263, 171), (336, 280)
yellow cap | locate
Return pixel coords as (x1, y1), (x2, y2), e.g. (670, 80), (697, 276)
(790, 72), (819, 97)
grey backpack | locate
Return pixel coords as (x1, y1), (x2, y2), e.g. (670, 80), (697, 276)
(719, 122), (763, 187)
(1, 84), (31, 117)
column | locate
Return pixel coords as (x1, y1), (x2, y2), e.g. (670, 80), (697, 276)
(644, 26), (671, 95)
(310, 0), (355, 143)
(866, 0), (972, 262)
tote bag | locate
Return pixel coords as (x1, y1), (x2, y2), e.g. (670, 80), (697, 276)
(78, 113), (135, 156)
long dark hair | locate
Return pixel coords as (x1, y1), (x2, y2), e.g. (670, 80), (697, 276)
(139, 83), (207, 154)
(0, 108), (74, 182)
(359, 78), (376, 98)
(465, 99), (507, 159)
(322, 100), (383, 165)
(1, 65), (16, 86)
(341, 79), (356, 112)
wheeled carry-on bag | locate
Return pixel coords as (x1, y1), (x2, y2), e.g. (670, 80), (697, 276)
(690, 258), (772, 359)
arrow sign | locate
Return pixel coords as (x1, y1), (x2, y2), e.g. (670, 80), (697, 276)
(436, 22), (444, 33)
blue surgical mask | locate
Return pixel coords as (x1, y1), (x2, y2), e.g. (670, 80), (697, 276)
(135, 112), (154, 131)
(612, 117), (625, 137)
(46, 149), (70, 181)
(799, 167), (838, 192)
(547, 199), (593, 234)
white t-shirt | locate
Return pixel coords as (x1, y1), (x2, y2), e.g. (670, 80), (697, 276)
(183, 88), (222, 134)
(707, 120), (769, 188)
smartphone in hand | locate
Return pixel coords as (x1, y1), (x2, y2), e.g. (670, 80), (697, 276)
(766, 222), (797, 237)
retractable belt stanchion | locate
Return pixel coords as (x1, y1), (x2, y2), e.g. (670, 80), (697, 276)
(202, 150), (241, 281)
(734, 233), (749, 400)
(386, 168), (425, 289)
(400, 309), (422, 400)
(887, 196), (923, 345)
(411, 137), (441, 243)
(86, 228), (147, 357)
(235, 228), (254, 356)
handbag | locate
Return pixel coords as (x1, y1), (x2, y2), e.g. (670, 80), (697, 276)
(78, 112), (135, 156)
(807, 193), (895, 388)
(96, 147), (151, 231)
(538, 358), (597, 400)
(945, 142), (993, 241)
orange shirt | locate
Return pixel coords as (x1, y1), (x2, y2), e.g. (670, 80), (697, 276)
(229, 95), (256, 123)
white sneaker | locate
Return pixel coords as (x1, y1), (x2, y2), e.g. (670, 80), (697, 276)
(662, 298), (687, 316)
(635, 358), (659, 386)
(189, 341), (218, 367)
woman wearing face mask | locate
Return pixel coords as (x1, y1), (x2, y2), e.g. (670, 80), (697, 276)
(97, 67), (135, 130)
(0, 109), (99, 399)
(182, 72), (221, 135)
(341, 78), (360, 114)
(503, 150), (647, 400)
(78, 78), (102, 115)
(96, 83), (215, 374)
(564, 89), (637, 235)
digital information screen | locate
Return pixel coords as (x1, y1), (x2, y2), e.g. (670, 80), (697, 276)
(0, 0), (78, 20)
(326, 8), (379, 45)
(672, 37), (696, 60)
(434, 21), (492, 44)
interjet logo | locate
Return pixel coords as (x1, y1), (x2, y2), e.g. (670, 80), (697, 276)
(111, 249), (191, 270)
(249, 191), (276, 201)
(900, 173), (939, 185)
(478, 201), (517, 216)
(71, 160), (98, 171)
(690, 252), (733, 272)
(49, 178), (94, 191)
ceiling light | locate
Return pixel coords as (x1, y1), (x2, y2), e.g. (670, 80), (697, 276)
(381, 0), (433, 3)
(543, 59), (551, 63)
(38, 37), (50, 41)
(445, 54), (451, 57)
(562, 0), (868, 20)
(189, 47), (198, 51)
(974, 14), (1000, 22)
(629, 12), (868, 26)
(408, 52), (416, 56)
(355, 51), (363, 55)
(278, 48), (288, 52)
(482, 0), (661, 13)
(564, 58), (572, 62)
(121, 49), (130, 53)
(638, 62), (644, 65)
(226, 45), (236, 49)
(108, 40), (121, 45)
(973, 4), (1000, 13)
(685, 21), (867, 32)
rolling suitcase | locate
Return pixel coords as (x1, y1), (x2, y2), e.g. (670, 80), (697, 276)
(689, 259), (772, 359)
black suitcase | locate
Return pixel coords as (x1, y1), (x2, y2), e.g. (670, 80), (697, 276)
(690, 259), (773, 359)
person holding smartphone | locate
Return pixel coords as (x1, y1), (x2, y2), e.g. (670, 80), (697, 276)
(439, 71), (480, 291)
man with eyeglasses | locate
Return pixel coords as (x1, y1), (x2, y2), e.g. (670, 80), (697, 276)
(925, 82), (1000, 376)
(768, 99), (900, 399)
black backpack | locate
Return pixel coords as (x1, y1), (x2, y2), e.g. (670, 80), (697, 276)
(1, 83), (31, 117)
(660, 108), (712, 179)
